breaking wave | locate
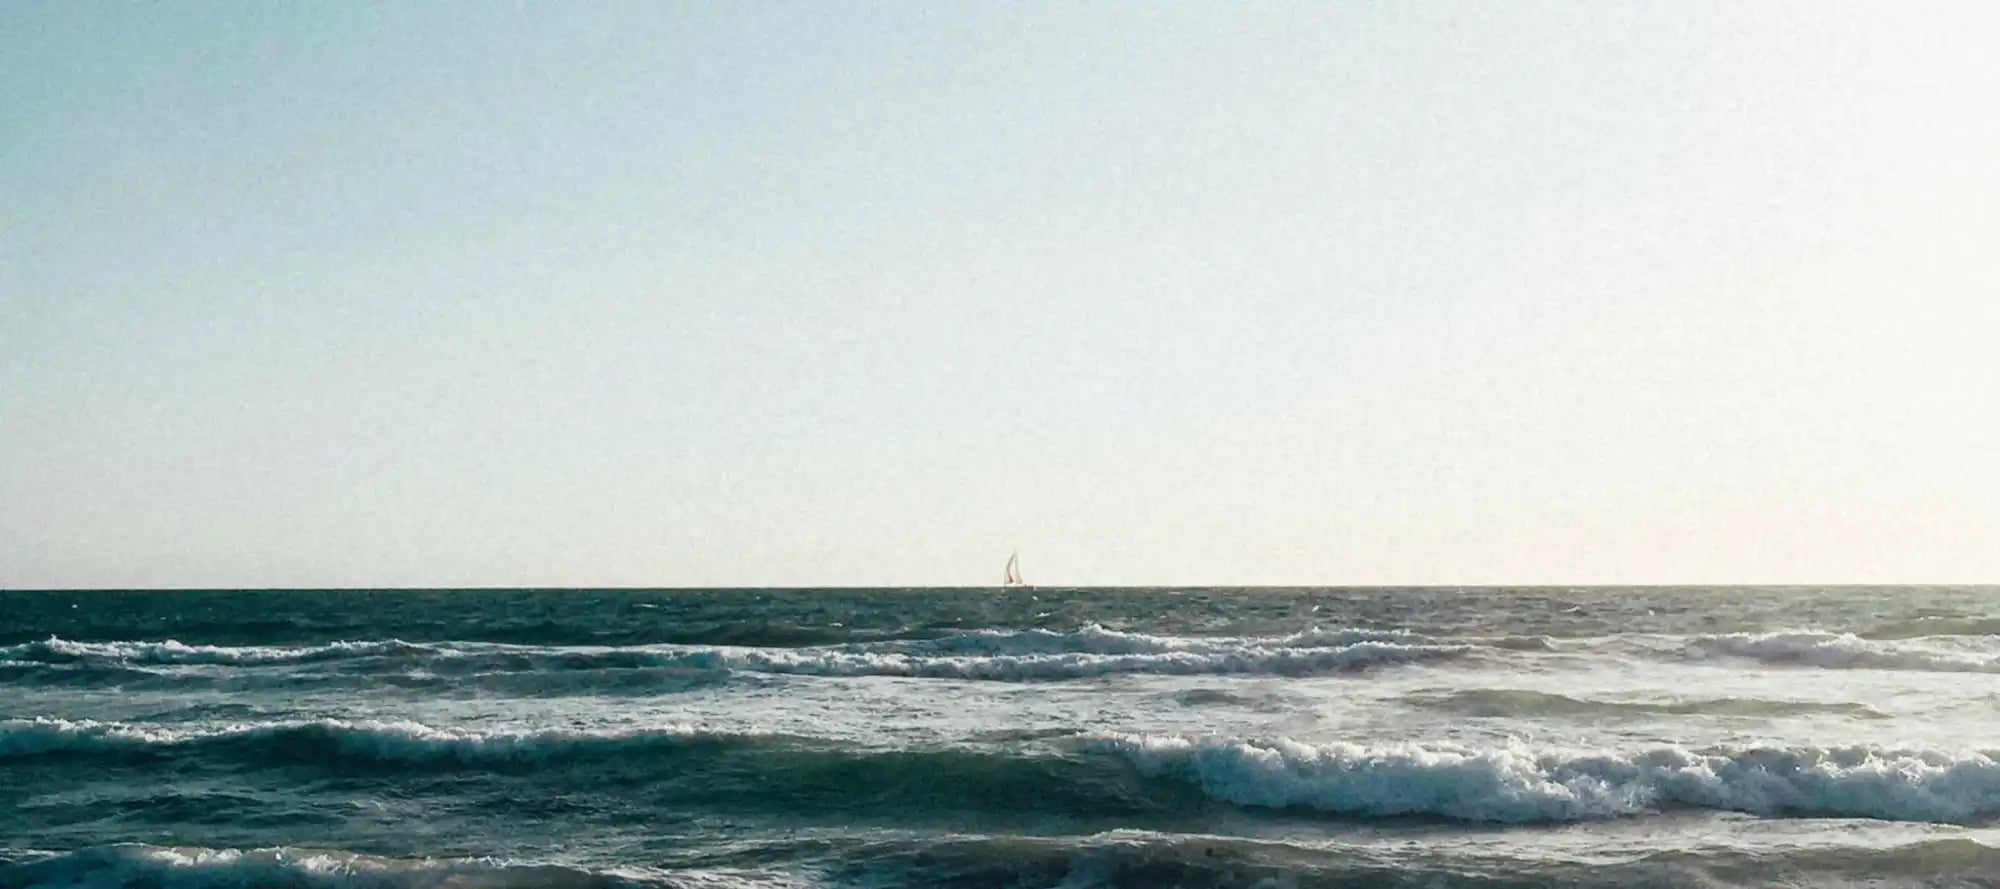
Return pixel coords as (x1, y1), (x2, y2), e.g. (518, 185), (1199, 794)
(17, 718), (2000, 825)
(1095, 733), (2000, 824)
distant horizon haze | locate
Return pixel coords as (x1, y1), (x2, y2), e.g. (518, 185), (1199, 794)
(4, 3), (1996, 588)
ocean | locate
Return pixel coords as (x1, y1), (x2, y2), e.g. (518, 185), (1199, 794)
(5, 586), (2000, 888)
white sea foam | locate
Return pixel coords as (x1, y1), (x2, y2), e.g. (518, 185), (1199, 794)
(20, 625), (1999, 684)
(0, 628), (1469, 681)
(19, 718), (2000, 825)
(0, 718), (185, 757)
(686, 637), (1467, 680)
(0, 718), (723, 765)
(1678, 631), (2000, 673)
(866, 624), (1423, 657)
(0, 637), (435, 666)
(0, 844), (792, 889)
(1094, 733), (2000, 823)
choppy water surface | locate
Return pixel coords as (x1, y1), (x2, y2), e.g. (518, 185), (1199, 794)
(6, 586), (2000, 888)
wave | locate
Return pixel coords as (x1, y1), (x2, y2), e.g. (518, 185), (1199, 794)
(1863, 615), (2000, 640)
(0, 719), (1181, 821)
(1678, 631), (2000, 673)
(24, 624), (2000, 690)
(859, 624), (1421, 656)
(0, 628), (1470, 683)
(0, 662), (168, 688)
(0, 844), (776, 889)
(0, 637), (432, 667)
(1169, 686), (1309, 712)
(1401, 688), (1888, 720)
(692, 638), (1463, 680)
(1095, 733), (2000, 824)
(18, 718), (2000, 825)
(0, 718), (738, 766)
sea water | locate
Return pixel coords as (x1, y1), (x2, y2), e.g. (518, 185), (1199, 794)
(5, 586), (2000, 888)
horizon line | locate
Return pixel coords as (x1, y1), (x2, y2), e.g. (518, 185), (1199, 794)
(4, 582), (1994, 593)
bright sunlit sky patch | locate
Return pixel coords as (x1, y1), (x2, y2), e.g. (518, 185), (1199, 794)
(4, 3), (1997, 587)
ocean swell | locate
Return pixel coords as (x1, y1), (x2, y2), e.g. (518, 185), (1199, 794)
(1679, 632), (2000, 673)
(0, 719), (1175, 821)
(1401, 688), (1888, 720)
(1863, 615), (2000, 640)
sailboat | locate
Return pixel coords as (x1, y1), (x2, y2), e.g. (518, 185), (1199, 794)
(1003, 550), (1028, 588)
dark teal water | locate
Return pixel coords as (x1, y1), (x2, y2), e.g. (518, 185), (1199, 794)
(6, 586), (2000, 888)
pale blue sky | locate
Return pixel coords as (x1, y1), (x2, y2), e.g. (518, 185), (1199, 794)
(4, 3), (1996, 587)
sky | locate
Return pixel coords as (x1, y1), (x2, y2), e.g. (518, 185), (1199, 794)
(3, 3), (1997, 588)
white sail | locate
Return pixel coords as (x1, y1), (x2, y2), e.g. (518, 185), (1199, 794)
(1003, 551), (1024, 587)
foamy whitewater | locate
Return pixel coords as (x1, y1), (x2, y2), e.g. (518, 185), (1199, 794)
(6, 587), (2000, 888)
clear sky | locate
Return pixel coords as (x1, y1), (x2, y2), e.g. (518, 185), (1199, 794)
(4, 3), (1997, 588)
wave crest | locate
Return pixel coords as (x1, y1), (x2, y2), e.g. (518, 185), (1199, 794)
(17, 719), (2000, 824)
(1094, 733), (2000, 823)
(0, 844), (785, 889)
(0, 628), (1468, 682)
(0, 718), (732, 766)
(1680, 632), (2000, 673)
(699, 637), (1463, 680)
(0, 637), (432, 667)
